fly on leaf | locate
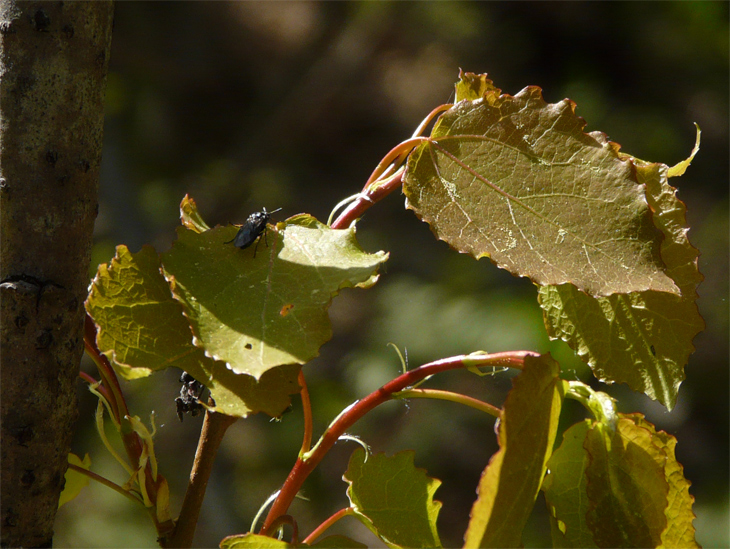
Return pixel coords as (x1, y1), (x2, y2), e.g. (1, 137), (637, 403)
(226, 207), (282, 257)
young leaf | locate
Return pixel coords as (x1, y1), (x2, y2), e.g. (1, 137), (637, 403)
(403, 76), (678, 298)
(543, 414), (698, 548)
(538, 159), (703, 409)
(464, 354), (566, 548)
(343, 449), (442, 549)
(58, 453), (91, 508)
(161, 215), (387, 379)
(180, 194), (211, 233)
(86, 245), (300, 418)
(541, 421), (596, 548)
(454, 70), (501, 102)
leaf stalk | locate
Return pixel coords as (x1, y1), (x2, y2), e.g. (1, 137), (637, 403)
(259, 351), (535, 535)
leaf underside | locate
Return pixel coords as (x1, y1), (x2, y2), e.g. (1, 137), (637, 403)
(406, 72), (703, 409)
(538, 158), (703, 409)
(404, 79), (678, 298)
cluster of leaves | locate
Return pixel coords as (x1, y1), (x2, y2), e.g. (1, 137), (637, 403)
(68, 72), (702, 548)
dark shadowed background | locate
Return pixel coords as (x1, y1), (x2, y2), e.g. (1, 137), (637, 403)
(54, 3), (728, 547)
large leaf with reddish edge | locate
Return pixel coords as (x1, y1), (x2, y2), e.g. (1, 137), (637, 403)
(538, 154), (703, 409)
(85, 244), (300, 418)
(463, 354), (566, 548)
(161, 214), (387, 379)
(543, 413), (697, 547)
(404, 74), (678, 298)
(343, 449), (442, 549)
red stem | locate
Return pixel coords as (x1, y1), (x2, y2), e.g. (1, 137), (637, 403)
(330, 170), (404, 230)
(302, 507), (353, 545)
(260, 351), (534, 534)
(298, 370), (313, 456)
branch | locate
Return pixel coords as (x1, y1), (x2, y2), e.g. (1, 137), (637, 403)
(163, 407), (237, 548)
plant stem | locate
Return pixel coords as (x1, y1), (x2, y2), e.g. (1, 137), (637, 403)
(394, 388), (501, 417)
(330, 169), (405, 230)
(164, 406), (237, 548)
(66, 462), (149, 510)
(260, 351), (535, 534)
(298, 370), (313, 456)
(301, 507), (353, 545)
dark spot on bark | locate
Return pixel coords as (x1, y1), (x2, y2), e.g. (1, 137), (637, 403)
(62, 23), (74, 38)
(15, 75), (35, 97)
(245, 343), (253, 350)
(45, 150), (58, 167)
(4, 508), (19, 527)
(12, 425), (34, 446)
(77, 159), (91, 172)
(36, 329), (53, 350)
(32, 9), (51, 32)
(15, 314), (29, 330)
(21, 470), (35, 487)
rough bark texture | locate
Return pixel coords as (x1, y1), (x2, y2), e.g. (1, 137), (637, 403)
(0, 2), (113, 547)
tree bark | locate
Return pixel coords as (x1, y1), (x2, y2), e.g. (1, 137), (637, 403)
(0, 2), (113, 547)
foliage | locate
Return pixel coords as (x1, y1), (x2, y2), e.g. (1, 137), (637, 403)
(65, 72), (702, 548)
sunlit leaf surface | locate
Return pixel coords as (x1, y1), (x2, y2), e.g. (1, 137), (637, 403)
(162, 214), (387, 379)
(86, 245), (300, 418)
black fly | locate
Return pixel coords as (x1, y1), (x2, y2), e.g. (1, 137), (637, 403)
(175, 372), (206, 422)
(226, 207), (282, 257)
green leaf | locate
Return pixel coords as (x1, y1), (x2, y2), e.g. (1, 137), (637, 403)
(454, 70), (500, 102)
(538, 159), (703, 409)
(180, 194), (211, 233)
(464, 354), (566, 548)
(86, 245), (300, 418)
(667, 124), (700, 178)
(404, 75), (678, 298)
(627, 414), (698, 548)
(343, 449), (442, 549)
(541, 421), (597, 548)
(161, 214), (387, 379)
(543, 414), (698, 548)
(220, 534), (293, 549)
(58, 453), (91, 508)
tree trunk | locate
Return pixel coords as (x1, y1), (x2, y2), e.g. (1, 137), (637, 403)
(0, 2), (113, 547)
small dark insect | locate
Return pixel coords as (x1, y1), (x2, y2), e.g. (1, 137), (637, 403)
(175, 372), (206, 422)
(226, 207), (282, 257)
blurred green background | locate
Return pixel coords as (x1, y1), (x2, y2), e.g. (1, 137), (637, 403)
(54, 2), (728, 547)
